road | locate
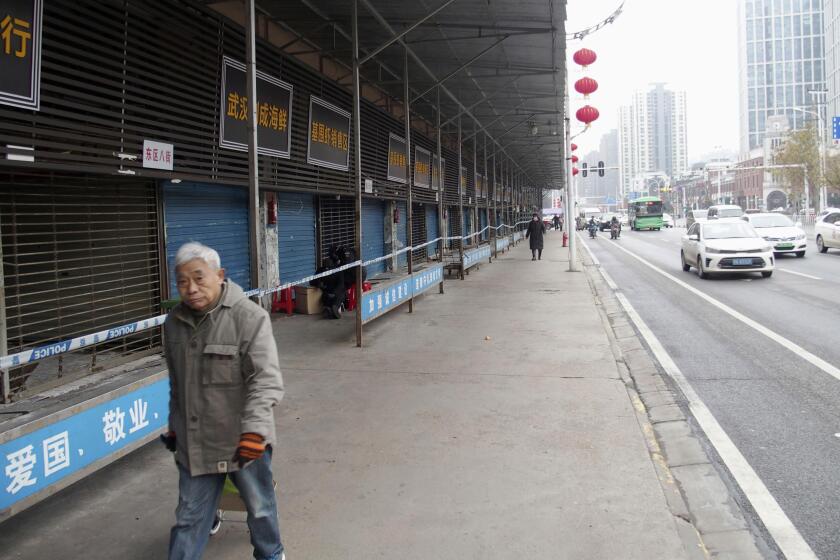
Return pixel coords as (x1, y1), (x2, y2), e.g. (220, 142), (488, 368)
(582, 226), (840, 560)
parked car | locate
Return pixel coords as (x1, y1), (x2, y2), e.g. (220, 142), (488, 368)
(742, 213), (807, 257)
(663, 213), (674, 228)
(685, 209), (708, 228)
(707, 204), (744, 221)
(681, 221), (774, 279)
(815, 209), (840, 254)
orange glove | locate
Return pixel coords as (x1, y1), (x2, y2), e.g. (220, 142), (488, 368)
(233, 432), (266, 467)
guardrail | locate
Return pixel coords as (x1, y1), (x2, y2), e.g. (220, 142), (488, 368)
(0, 221), (532, 401)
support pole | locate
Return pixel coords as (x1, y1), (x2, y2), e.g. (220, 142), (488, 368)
(491, 144), (497, 258)
(472, 122), (478, 249)
(458, 114), (465, 280)
(436, 86), (445, 294)
(404, 47), (414, 313)
(565, 116), (578, 272)
(245, 0), (261, 294)
(352, 0), (364, 347)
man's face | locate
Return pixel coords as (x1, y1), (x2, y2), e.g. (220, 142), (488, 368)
(175, 258), (225, 311)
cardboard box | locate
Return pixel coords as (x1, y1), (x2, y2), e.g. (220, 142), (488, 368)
(294, 286), (323, 314)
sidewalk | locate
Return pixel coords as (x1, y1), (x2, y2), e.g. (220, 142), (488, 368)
(1, 232), (701, 559)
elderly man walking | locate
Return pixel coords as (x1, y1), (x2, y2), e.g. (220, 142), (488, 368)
(162, 242), (285, 560)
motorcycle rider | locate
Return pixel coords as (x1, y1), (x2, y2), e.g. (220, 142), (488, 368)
(610, 215), (621, 239)
(588, 217), (598, 238)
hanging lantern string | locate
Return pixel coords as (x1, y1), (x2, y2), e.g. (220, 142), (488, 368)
(567, 1), (625, 41)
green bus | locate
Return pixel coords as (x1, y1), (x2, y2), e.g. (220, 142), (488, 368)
(629, 196), (664, 231)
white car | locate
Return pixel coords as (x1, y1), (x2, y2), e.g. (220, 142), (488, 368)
(742, 213), (807, 257)
(681, 221), (774, 279)
(663, 213), (674, 228)
(815, 209), (840, 254)
(707, 204), (744, 221)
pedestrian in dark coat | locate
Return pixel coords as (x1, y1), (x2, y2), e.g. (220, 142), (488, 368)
(526, 213), (546, 260)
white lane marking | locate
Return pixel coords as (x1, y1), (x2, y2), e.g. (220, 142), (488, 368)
(603, 238), (840, 383)
(613, 291), (819, 560)
(777, 268), (822, 281)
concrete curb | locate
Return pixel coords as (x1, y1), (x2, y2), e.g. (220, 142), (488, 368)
(576, 235), (771, 560)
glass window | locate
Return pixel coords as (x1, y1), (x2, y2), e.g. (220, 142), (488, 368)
(784, 15), (792, 35)
(805, 37), (812, 58)
(814, 37), (823, 59)
(795, 61), (803, 82)
(785, 39), (793, 60)
(703, 222), (758, 239)
(793, 14), (801, 34)
(748, 44), (756, 64)
(751, 214), (793, 227)
(805, 61), (812, 81)
(795, 36), (802, 59)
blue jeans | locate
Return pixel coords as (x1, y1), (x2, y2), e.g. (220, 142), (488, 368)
(168, 449), (284, 560)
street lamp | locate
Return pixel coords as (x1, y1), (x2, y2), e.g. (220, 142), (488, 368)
(791, 105), (826, 213)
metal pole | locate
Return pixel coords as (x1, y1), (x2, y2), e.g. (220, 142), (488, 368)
(484, 131), (489, 257)
(818, 110), (826, 213)
(404, 47), (414, 313)
(245, 0), (261, 293)
(472, 122), (478, 248)
(352, 0), (364, 347)
(491, 144), (497, 258)
(565, 116), (578, 271)
(458, 114), (465, 280)
(436, 85), (444, 294)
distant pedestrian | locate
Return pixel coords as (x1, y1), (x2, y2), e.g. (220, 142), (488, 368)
(552, 214), (561, 231)
(526, 212), (546, 260)
(163, 242), (286, 560)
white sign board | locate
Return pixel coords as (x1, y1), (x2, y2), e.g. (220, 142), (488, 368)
(142, 140), (174, 170)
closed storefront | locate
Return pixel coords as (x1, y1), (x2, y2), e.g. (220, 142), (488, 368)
(362, 198), (386, 275)
(396, 201), (408, 269)
(163, 182), (250, 295)
(277, 192), (316, 284)
(0, 173), (162, 394)
(426, 204), (439, 258)
(318, 196), (355, 264)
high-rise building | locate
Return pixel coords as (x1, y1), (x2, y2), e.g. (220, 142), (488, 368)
(618, 84), (688, 199)
(823, 0), (840, 207)
(737, 0), (825, 153)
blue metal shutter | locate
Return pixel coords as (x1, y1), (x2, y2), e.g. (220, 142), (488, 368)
(396, 201), (408, 269)
(426, 204), (438, 245)
(164, 182), (250, 295)
(277, 192), (316, 285)
(480, 209), (488, 241)
(362, 198), (386, 276)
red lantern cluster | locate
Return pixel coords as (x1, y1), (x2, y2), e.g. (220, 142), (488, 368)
(572, 48), (600, 129)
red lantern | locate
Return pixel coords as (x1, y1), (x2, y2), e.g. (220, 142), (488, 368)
(574, 77), (598, 98)
(571, 155), (579, 163)
(573, 48), (597, 67)
(576, 105), (600, 126)
(571, 143), (578, 151)
(572, 167), (579, 176)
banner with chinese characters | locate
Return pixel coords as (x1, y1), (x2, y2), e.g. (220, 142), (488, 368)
(0, 376), (168, 514)
(475, 173), (486, 199)
(307, 95), (350, 171)
(0, 0), (43, 110)
(386, 133), (407, 184)
(431, 154), (445, 191)
(414, 147), (431, 188)
(220, 56), (293, 158)
(460, 166), (467, 195)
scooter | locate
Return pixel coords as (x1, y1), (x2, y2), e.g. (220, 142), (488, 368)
(610, 222), (621, 240)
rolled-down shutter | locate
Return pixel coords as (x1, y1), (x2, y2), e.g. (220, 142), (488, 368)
(277, 192), (316, 284)
(164, 182), (250, 294)
(318, 196), (355, 264)
(362, 198), (386, 276)
(411, 203), (427, 264)
(426, 204), (439, 249)
(396, 201), (408, 269)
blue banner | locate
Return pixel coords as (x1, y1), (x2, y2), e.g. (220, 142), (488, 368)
(464, 245), (491, 269)
(1, 378), (169, 512)
(361, 265), (443, 324)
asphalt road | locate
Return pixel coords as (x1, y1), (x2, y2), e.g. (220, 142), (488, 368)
(582, 226), (840, 560)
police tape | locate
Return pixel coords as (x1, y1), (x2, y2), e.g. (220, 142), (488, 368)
(0, 224), (529, 370)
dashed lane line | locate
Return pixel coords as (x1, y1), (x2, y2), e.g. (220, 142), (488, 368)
(776, 268), (822, 281)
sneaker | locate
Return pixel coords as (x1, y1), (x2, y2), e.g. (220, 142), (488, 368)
(209, 512), (222, 536)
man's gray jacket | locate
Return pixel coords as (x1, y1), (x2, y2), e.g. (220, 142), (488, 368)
(164, 280), (284, 476)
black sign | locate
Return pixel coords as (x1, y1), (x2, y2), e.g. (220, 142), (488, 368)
(220, 56), (293, 158)
(414, 147), (431, 188)
(387, 133), (407, 183)
(307, 96), (350, 171)
(0, 0), (42, 110)
(431, 154), (445, 190)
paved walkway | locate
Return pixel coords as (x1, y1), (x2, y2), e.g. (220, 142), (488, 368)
(0, 232), (694, 559)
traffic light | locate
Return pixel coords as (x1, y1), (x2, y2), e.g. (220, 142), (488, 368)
(581, 162), (588, 177)
(598, 161), (605, 177)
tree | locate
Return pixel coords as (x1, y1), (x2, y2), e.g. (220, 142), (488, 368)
(772, 123), (820, 210)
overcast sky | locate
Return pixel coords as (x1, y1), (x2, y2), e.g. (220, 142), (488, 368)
(566, 0), (740, 162)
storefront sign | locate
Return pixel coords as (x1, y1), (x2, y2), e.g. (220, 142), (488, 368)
(307, 95), (350, 171)
(220, 56), (293, 158)
(414, 147), (431, 188)
(431, 154), (445, 191)
(0, 0), (43, 110)
(142, 140), (173, 171)
(387, 133), (407, 183)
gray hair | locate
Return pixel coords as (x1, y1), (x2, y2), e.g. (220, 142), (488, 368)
(175, 242), (221, 270)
